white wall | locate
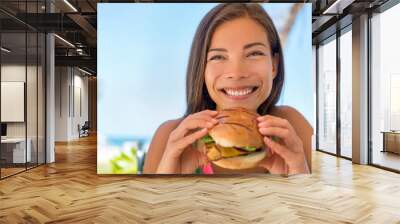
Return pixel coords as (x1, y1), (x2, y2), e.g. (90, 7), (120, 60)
(72, 73), (89, 138)
(55, 67), (89, 141)
(55, 66), (69, 141)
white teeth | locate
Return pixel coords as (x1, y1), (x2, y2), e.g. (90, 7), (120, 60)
(224, 88), (253, 96)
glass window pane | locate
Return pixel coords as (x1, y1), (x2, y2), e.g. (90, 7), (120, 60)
(0, 1), (46, 179)
(1, 31), (27, 177)
(318, 37), (337, 154)
(26, 0), (39, 169)
(340, 29), (352, 158)
(38, 32), (45, 165)
(312, 45), (317, 151)
(371, 3), (400, 171)
(27, 31), (38, 169)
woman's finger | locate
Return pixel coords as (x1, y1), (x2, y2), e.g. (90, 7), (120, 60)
(258, 154), (274, 170)
(188, 114), (219, 124)
(178, 110), (219, 131)
(257, 114), (282, 122)
(263, 137), (294, 162)
(188, 109), (219, 121)
(175, 127), (209, 150)
(257, 115), (293, 131)
(202, 109), (219, 115)
(173, 118), (217, 139)
(259, 126), (294, 145)
(167, 128), (208, 159)
(258, 154), (287, 174)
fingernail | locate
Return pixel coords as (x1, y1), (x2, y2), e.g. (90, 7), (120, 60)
(207, 122), (213, 127)
(212, 119), (219, 123)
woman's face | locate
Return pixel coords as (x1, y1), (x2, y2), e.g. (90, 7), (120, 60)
(205, 17), (278, 112)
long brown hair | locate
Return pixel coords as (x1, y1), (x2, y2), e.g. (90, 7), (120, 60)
(185, 3), (285, 116)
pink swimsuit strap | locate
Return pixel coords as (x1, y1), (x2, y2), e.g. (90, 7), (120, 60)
(202, 163), (214, 174)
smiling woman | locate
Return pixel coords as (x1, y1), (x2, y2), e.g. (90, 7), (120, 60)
(143, 3), (312, 175)
(204, 18), (279, 112)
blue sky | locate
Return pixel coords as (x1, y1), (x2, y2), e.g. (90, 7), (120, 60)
(98, 3), (312, 139)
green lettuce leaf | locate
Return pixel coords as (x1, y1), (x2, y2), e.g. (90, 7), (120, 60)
(240, 146), (257, 152)
(200, 135), (215, 144)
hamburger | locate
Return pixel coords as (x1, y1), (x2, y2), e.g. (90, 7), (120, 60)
(197, 107), (268, 170)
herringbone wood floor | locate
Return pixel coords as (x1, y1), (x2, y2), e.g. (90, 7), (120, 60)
(1, 135), (400, 224)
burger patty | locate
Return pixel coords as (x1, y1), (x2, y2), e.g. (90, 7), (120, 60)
(205, 143), (261, 161)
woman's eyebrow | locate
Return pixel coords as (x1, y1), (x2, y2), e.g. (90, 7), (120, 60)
(208, 42), (267, 53)
(208, 48), (227, 52)
(244, 42), (267, 49)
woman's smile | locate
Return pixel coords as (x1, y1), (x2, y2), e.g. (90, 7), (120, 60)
(218, 86), (259, 100)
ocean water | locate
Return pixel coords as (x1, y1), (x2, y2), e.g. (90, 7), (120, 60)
(107, 136), (151, 149)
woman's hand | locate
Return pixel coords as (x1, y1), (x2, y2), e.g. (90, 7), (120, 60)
(256, 115), (309, 175)
(156, 110), (219, 174)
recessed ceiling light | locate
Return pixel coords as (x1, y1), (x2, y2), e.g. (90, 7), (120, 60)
(54, 34), (75, 48)
(323, 0), (355, 15)
(63, 0), (78, 12)
(78, 67), (93, 76)
(1, 47), (11, 53)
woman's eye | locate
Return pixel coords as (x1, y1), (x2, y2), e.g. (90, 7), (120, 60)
(247, 51), (265, 57)
(208, 55), (226, 61)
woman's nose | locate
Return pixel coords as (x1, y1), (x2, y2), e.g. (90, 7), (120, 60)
(223, 59), (249, 80)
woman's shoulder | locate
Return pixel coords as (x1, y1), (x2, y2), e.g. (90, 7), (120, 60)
(157, 118), (184, 134)
(142, 117), (184, 173)
(269, 105), (313, 133)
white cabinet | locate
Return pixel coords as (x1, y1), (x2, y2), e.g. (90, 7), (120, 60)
(1, 138), (32, 163)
